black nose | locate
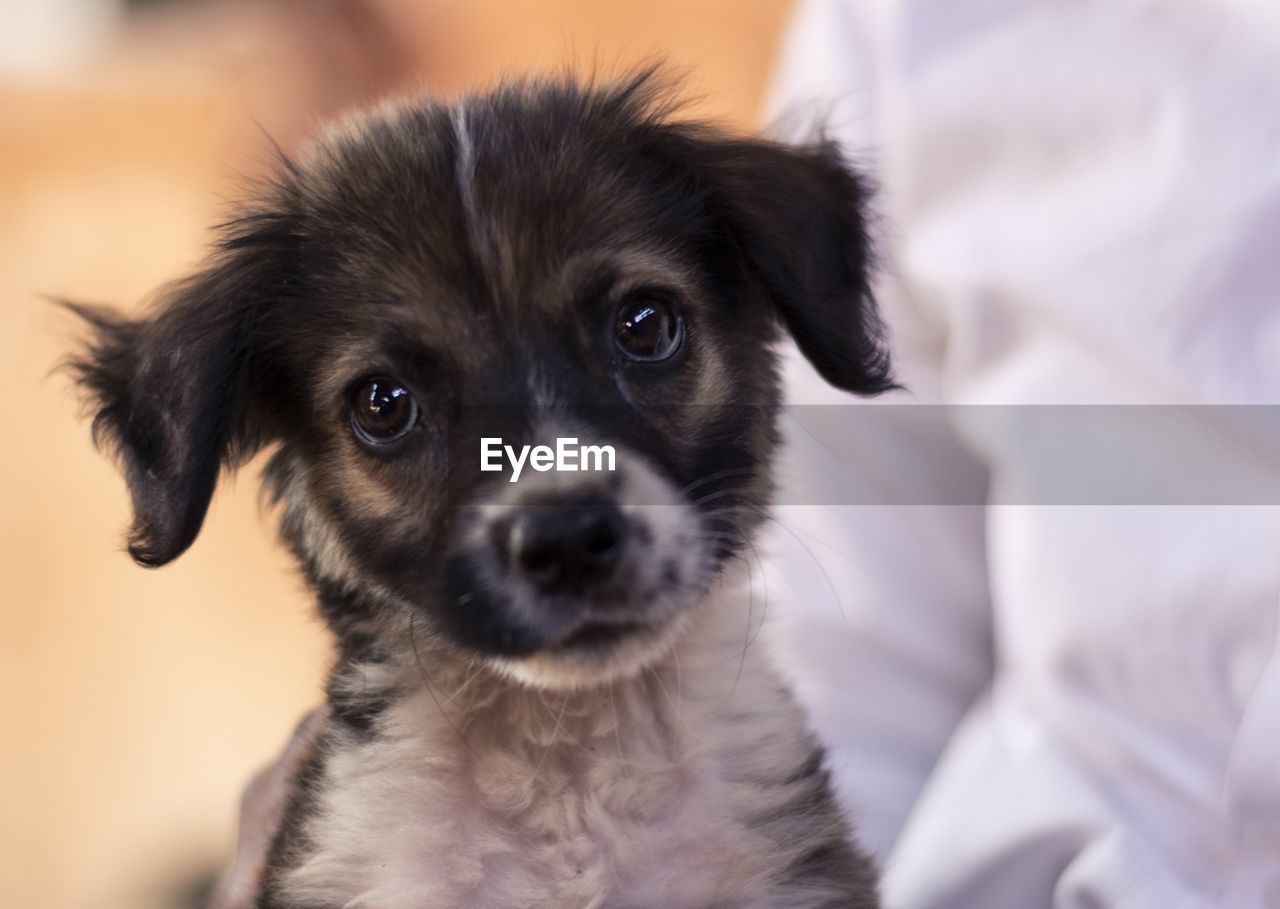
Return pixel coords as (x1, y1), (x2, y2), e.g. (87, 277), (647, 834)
(509, 499), (627, 592)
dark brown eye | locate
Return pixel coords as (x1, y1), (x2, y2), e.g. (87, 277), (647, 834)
(615, 295), (684, 362)
(350, 377), (417, 445)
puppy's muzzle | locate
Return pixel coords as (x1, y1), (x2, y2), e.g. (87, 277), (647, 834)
(441, 448), (702, 670)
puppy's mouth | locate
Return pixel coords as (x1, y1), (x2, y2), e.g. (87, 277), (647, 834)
(493, 604), (695, 691)
(436, 555), (705, 690)
(554, 618), (648, 651)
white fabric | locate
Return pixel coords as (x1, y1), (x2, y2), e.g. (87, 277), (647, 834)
(762, 2), (1280, 906)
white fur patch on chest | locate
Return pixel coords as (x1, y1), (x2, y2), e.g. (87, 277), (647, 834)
(280, 599), (815, 908)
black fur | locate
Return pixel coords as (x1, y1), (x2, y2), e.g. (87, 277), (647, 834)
(64, 204), (298, 566)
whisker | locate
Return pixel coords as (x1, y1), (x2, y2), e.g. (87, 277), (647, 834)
(649, 665), (709, 747)
(736, 542), (769, 656)
(409, 614), (476, 754)
(608, 682), (629, 774)
(689, 487), (754, 510)
(532, 693), (571, 780)
(727, 536), (756, 701)
(676, 466), (760, 498)
(441, 659), (483, 706)
(742, 539), (770, 654)
(766, 514), (847, 621)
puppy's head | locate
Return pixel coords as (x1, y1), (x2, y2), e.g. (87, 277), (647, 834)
(69, 72), (892, 690)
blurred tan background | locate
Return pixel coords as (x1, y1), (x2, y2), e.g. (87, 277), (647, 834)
(0, 2), (792, 907)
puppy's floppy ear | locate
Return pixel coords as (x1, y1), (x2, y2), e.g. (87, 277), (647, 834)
(65, 211), (288, 567)
(702, 136), (896, 395)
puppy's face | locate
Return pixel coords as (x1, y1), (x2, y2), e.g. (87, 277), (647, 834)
(70, 74), (892, 690)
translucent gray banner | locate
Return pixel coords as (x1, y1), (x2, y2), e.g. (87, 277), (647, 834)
(434, 404), (1280, 506)
(776, 404), (1280, 506)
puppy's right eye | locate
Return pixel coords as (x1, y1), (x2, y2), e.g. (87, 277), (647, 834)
(350, 377), (418, 445)
(615, 294), (684, 362)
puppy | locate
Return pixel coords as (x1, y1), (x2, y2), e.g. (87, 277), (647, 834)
(69, 71), (892, 908)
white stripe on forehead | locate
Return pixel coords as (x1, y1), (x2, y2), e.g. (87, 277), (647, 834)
(450, 102), (490, 264)
(452, 100), (522, 306)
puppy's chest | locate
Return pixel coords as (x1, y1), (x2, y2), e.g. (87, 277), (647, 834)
(285, 690), (775, 908)
(454, 747), (767, 907)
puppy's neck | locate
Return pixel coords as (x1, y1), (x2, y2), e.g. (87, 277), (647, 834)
(325, 565), (766, 757)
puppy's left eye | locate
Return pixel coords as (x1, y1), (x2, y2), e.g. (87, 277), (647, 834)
(350, 377), (418, 445)
(615, 295), (684, 362)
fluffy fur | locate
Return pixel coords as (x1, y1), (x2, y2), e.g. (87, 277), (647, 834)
(68, 70), (892, 908)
